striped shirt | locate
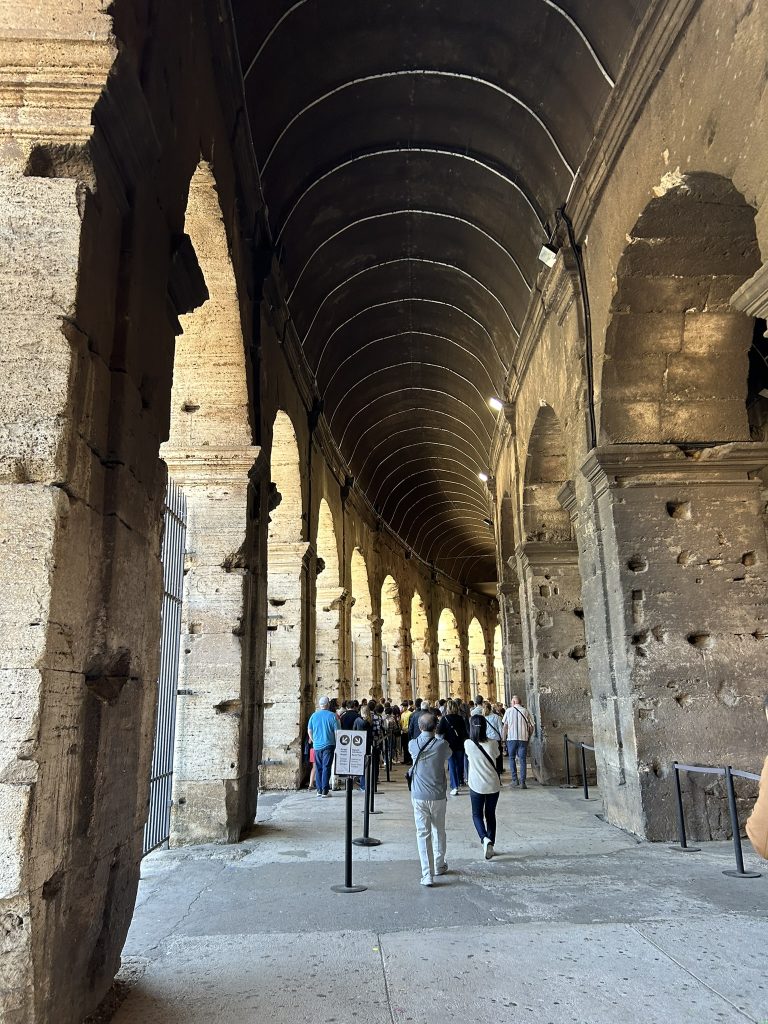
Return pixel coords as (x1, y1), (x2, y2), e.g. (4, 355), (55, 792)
(503, 705), (533, 742)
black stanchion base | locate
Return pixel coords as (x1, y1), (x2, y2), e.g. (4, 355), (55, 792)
(352, 837), (382, 846)
(559, 784), (579, 790)
(331, 884), (368, 893)
(669, 845), (701, 853)
(722, 869), (761, 878)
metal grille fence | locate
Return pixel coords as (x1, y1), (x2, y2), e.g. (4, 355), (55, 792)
(143, 478), (187, 857)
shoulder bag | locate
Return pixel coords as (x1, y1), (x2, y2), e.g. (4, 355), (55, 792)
(472, 739), (501, 779)
(406, 736), (436, 791)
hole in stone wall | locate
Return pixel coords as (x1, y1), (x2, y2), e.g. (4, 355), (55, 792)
(181, 401), (200, 413)
(687, 632), (713, 650)
(628, 555), (648, 572)
(666, 501), (691, 519)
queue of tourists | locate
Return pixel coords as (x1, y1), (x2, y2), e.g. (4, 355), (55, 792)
(305, 691), (535, 886)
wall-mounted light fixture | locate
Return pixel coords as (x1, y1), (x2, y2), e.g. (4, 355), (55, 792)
(488, 396), (504, 412)
(538, 243), (558, 268)
(478, 471), (489, 483)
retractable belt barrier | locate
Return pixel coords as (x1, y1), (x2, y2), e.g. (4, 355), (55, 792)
(562, 734), (761, 879)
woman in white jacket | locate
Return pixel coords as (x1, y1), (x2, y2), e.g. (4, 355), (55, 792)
(464, 715), (501, 859)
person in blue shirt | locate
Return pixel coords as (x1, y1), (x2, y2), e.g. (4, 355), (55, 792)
(307, 695), (339, 798)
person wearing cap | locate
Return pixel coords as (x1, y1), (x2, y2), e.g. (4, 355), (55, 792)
(408, 711), (451, 886)
(307, 695), (339, 798)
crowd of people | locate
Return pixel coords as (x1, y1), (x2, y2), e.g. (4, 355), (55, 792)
(305, 692), (536, 885)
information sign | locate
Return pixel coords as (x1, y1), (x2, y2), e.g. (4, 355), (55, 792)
(335, 729), (366, 776)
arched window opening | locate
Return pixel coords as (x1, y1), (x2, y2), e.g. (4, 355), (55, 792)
(467, 616), (487, 699)
(410, 592), (431, 701)
(315, 498), (342, 701)
(437, 608), (461, 700)
(380, 575), (402, 702)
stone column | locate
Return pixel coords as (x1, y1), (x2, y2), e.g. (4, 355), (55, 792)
(315, 583), (346, 700)
(371, 616), (385, 700)
(517, 542), (592, 783)
(497, 582), (525, 705)
(579, 443), (768, 840)
(261, 541), (311, 789)
(162, 448), (257, 844)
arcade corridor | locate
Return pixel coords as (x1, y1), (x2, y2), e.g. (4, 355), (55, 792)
(1, 1), (768, 1021)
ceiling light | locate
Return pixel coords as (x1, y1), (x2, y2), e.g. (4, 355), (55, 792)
(482, 517), (493, 528)
(478, 472), (489, 483)
(538, 244), (558, 268)
(488, 396), (504, 412)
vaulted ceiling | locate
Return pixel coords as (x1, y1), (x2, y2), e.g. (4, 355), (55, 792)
(233, 0), (648, 590)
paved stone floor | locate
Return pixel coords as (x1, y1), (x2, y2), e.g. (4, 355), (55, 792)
(111, 767), (768, 1024)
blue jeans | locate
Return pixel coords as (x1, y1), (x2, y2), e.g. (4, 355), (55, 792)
(507, 740), (528, 784)
(469, 789), (499, 843)
(448, 750), (464, 790)
(315, 746), (334, 794)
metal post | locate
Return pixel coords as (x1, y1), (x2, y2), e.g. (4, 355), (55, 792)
(723, 765), (761, 878)
(580, 743), (589, 800)
(331, 777), (367, 892)
(670, 762), (700, 852)
(369, 749), (382, 812)
(353, 755), (381, 847)
(564, 735), (571, 787)
(385, 736), (391, 782)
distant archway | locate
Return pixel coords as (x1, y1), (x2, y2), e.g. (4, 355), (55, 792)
(467, 617), (487, 699)
(493, 623), (503, 702)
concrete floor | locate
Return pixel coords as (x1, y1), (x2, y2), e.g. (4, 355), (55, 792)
(111, 767), (768, 1024)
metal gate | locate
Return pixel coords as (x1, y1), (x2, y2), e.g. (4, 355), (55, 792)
(439, 659), (451, 699)
(143, 478), (187, 856)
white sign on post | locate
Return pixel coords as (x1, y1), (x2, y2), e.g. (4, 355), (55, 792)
(335, 729), (367, 776)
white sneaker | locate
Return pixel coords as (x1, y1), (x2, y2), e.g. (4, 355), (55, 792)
(420, 876), (434, 887)
(450, 788), (458, 796)
(483, 837), (494, 860)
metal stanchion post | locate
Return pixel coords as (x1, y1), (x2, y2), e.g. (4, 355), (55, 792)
(580, 743), (589, 800)
(670, 762), (700, 852)
(565, 735), (571, 786)
(723, 765), (761, 879)
(353, 755), (381, 847)
(370, 750), (382, 812)
(332, 777), (367, 892)
(385, 736), (391, 782)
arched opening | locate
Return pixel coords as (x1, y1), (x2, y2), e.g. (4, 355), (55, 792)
(161, 161), (259, 842)
(520, 405), (591, 783)
(350, 548), (374, 699)
(437, 607), (461, 700)
(410, 591), (432, 700)
(263, 410), (306, 789)
(380, 574), (402, 702)
(467, 616), (487, 699)
(591, 172), (768, 838)
(602, 172), (761, 445)
(315, 498), (343, 701)
(493, 623), (503, 702)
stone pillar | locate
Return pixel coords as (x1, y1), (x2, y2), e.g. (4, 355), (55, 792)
(579, 443), (768, 840)
(162, 448), (258, 844)
(517, 542), (592, 783)
(261, 542), (311, 789)
(497, 582), (525, 705)
(315, 583), (346, 700)
(371, 616), (384, 700)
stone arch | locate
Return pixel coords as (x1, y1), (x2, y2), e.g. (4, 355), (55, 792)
(518, 404), (592, 783)
(161, 160), (259, 844)
(380, 574), (403, 702)
(350, 547), (374, 698)
(437, 607), (461, 699)
(315, 497), (343, 700)
(523, 404), (571, 544)
(262, 409), (307, 789)
(601, 172), (761, 445)
(467, 616), (487, 698)
(410, 590), (431, 700)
